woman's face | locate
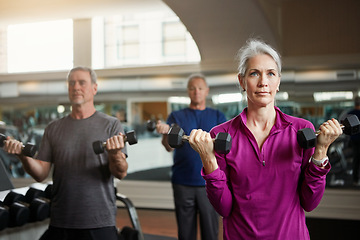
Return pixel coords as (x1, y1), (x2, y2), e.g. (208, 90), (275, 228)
(239, 54), (280, 108)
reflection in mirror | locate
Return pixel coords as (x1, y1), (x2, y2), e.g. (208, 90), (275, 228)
(0, 99), (359, 190)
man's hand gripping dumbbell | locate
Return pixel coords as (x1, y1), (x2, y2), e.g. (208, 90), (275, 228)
(92, 131), (138, 154)
(1, 134), (37, 157)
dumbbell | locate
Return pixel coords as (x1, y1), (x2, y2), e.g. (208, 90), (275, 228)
(297, 114), (360, 149)
(44, 184), (53, 200)
(167, 126), (232, 154)
(1, 197), (30, 227)
(3, 190), (50, 223)
(25, 187), (51, 218)
(146, 120), (157, 132)
(0, 203), (9, 230)
(92, 130), (138, 154)
(0, 133), (37, 157)
(146, 120), (178, 132)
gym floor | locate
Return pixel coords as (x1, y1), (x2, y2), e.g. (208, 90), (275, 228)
(116, 207), (223, 240)
(116, 208), (360, 240)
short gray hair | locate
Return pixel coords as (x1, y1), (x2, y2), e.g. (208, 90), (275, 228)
(237, 39), (282, 78)
(67, 66), (97, 84)
(187, 73), (208, 88)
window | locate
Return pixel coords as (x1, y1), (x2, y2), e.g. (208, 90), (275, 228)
(93, 11), (200, 69)
(6, 19), (73, 73)
(120, 25), (140, 60)
(162, 21), (186, 57)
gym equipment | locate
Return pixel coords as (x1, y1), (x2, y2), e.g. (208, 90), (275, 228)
(167, 125), (232, 154)
(1, 197), (30, 227)
(146, 120), (156, 132)
(25, 187), (51, 219)
(3, 190), (49, 222)
(115, 187), (144, 240)
(92, 130), (138, 154)
(0, 133), (37, 157)
(0, 202), (9, 230)
(297, 114), (360, 149)
(146, 121), (179, 132)
(44, 184), (52, 200)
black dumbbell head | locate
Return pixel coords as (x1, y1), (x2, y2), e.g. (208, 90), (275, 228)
(0, 204), (9, 230)
(28, 198), (49, 222)
(92, 141), (104, 154)
(297, 128), (316, 149)
(0, 133), (6, 147)
(167, 126), (184, 148)
(44, 184), (52, 200)
(342, 114), (360, 135)
(126, 131), (138, 145)
(23, 143), (37, 157)
(214, 132), (232, 154)
(9, 202), (29, 227)
(3, 191), (26, 206)
(146, 120), (156, 132)
(25, 188), (46, 203)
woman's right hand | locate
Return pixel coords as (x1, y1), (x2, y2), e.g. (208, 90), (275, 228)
(188, 129), (218, 174)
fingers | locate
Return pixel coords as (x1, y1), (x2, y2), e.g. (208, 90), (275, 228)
(317, 118), (343, 147)
(189, 129), (211, 144)
(156, 122), (170, 134)
(4, 137), (23, 155)
(106, 133), (125, 152)
(319, 118), (343, 136)
(188, 129), (214, 154)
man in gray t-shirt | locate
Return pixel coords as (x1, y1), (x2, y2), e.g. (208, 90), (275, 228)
(4, 67), (128, 240)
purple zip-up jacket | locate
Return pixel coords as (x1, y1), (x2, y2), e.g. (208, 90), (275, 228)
(203, 107), (330, 240)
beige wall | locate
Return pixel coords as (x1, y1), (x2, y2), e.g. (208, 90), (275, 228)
(282, 0), (360, 56)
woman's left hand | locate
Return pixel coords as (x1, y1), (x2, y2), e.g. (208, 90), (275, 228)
(313, 118), (343, 159)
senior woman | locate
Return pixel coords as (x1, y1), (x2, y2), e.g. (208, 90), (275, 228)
(188, 39), (342, 239)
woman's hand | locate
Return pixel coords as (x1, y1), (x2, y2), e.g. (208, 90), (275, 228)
(188, 129), (218, 174)
(313, 118), (343, 160)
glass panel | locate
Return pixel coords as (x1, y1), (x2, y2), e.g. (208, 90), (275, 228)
(6, 19), (73, 73)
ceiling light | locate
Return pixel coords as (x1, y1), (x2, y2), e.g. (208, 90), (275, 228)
(212, 93), (242, 104)
(313, 91), (353, 102)
(275, 92), (289, 101)
(168, 96), (190, 104)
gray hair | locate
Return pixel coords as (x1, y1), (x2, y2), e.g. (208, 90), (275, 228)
(187, 73), (208, 88)
(67, 66), (97, 84)
(237, 39), (282, 78)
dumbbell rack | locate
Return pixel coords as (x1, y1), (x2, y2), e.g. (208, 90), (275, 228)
(0, 183), (50, 239)
(0, 182), (144, 240)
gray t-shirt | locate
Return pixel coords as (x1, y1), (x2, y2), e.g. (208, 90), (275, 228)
(37, 111), (127, 229)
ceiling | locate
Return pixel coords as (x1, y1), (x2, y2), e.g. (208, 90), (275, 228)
(0, 0), (360, 105)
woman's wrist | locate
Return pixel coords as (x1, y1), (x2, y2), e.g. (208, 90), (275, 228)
(311, 156), (329, 168)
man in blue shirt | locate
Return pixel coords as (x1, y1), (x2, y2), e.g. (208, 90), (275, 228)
(156, 74), (226, 240)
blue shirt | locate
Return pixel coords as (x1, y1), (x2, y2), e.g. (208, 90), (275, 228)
(167, 107), (226, 186)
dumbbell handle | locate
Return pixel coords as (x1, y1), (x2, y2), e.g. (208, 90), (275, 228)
(93, 131), (137, 154)
(180, 135), (216, 143)
(314, 124), (345, 136)
(98, 135), (132, 147)
(168, 126), (232, 154)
